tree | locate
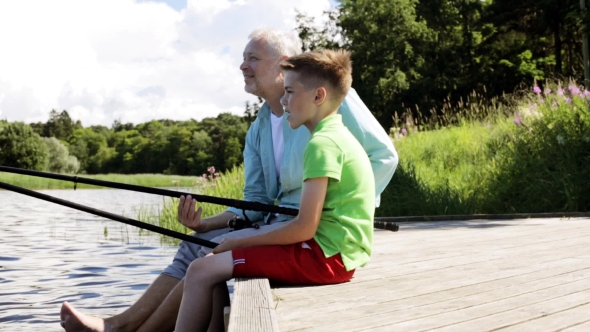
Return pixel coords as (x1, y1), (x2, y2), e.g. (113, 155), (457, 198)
(42, 137), (80, 173)
(338, 0), (432, 128)
(44, 109), (75, 140)
(0, 121), (48, 170)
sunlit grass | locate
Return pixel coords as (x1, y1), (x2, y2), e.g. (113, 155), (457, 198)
(0, 173), (202, 190)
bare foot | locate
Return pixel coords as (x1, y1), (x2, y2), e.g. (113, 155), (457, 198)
(60, 301), (110, 332)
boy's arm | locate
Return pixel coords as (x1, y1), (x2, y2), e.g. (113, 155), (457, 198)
(212, 177), (328, 253)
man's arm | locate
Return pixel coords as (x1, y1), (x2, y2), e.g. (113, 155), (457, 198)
(213, 177), (327, 252)
(225, 119), (274, 221)
(179, 120), (273, 233)
(340, 89), (398, 206)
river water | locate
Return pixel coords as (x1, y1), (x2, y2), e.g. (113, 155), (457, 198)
(0, 188), (214, 331)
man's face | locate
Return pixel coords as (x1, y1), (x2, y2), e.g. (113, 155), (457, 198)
(281, 71), (317, 129)
(240, 39), (283, 98)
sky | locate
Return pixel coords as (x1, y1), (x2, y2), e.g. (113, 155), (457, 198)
(0, 0), (336, 127)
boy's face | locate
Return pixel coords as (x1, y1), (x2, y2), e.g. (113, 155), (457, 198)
(281, 71), (317, 129)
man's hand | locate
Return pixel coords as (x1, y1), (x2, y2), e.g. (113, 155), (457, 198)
(212, 238), (243, 254)
(177, 195), (207, 233)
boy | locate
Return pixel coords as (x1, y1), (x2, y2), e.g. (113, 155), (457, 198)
(174, 49), (375, 331)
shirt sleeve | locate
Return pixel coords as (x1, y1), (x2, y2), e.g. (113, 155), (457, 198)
(339, 89), (399, 207)
(226, 120), (273, 221)
(303, 136), (343, 182)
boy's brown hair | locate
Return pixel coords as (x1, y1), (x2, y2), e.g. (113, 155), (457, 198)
(279, 49), (352, 104)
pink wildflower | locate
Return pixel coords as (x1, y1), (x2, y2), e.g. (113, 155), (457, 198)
(569, 85), (581, 95)
(533, 86), (542, 94)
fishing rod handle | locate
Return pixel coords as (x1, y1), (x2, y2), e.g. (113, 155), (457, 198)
(374, 220), (399, 232)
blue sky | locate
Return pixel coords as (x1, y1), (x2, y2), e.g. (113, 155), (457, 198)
(0, 0), (335, 126)
(138, 0), (187, 11)
(141, 0), (338, 12)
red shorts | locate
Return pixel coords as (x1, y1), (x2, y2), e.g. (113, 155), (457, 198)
(232, 239), (354, 285)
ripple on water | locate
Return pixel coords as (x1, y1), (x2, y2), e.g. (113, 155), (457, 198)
(114, 264), (148, 268)
(0, 257), (20, 261)
(74, 280), (119, 287)
(75, 267), (109, 273)
(67, 273), (104, 279)
(0, 314), (36, 323)
(127, 246), (157, 250)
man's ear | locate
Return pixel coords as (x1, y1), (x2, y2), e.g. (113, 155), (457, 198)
(314, 87), (327, 105)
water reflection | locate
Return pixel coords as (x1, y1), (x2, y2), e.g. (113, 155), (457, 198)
(0, 188), (220, 331)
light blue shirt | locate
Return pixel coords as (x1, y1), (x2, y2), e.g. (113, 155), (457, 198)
(227, 88), (398, 222)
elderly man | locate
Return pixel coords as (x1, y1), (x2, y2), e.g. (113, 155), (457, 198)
(60, 28), (398, 332)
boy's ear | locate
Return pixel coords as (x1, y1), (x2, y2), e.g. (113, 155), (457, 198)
(314, 87), (327, 105)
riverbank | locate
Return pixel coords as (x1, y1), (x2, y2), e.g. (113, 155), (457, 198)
(0, 172), (202, 190)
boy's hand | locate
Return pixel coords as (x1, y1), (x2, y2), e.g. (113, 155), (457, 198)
(212, 238), (242, 254)
(178, 195), (207, 233)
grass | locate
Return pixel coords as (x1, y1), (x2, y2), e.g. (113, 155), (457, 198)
(0, 172), (203, 190)
(378, 80), (590, 216)
(135, 166), (245, 244)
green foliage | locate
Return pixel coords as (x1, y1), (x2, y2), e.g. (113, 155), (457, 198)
(380, 82), (590, 216)
(3, 111), (249, 176)
(297, 0), (589, 131)
(43, 109), (77, 141)
(483, 82), (590, 212)
(338, 0), (431, 127)
(0, 121), (48, 170)
(42, 137), (80, 174)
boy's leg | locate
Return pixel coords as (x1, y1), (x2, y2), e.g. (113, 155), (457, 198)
(176, 252), (234, 332)
(133, 279), (229, 332)
(208, 282), (231, 332)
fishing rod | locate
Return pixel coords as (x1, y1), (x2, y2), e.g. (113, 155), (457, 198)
(0, 181), (219, 248)
(0, 166), (298, 215)
(0, 165), (399, 232)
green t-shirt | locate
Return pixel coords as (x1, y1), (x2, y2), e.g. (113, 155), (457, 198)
(303, 114), (375, 271)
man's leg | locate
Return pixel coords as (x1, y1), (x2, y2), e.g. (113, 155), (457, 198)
(60, 227), (230, 332)
(133, 222), (285, 331)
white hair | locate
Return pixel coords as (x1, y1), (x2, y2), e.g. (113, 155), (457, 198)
(248, 28), (303, 57)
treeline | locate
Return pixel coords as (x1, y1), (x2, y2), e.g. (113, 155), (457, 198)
(297, 0), (590, 129)
(0, 109), (253, 175)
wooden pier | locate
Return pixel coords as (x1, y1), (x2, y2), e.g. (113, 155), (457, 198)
(228, 217), (590, 331)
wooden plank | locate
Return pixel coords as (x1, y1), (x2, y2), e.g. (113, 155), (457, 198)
(560, 319), (590, 331)
(428, 288), (590, 332)
(228, 278), (280, 332)
(497, 302), (590, 331)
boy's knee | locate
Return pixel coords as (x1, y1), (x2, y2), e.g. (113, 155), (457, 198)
(186, 258), (209, 281)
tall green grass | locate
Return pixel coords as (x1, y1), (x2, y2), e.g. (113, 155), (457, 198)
(378, 81), (590, 216)
(136, 166), (245, 244)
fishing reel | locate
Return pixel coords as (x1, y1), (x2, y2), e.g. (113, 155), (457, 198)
(227, 214), (259, 231)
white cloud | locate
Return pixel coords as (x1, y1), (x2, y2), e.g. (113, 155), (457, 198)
(0, 0), (332, 126)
